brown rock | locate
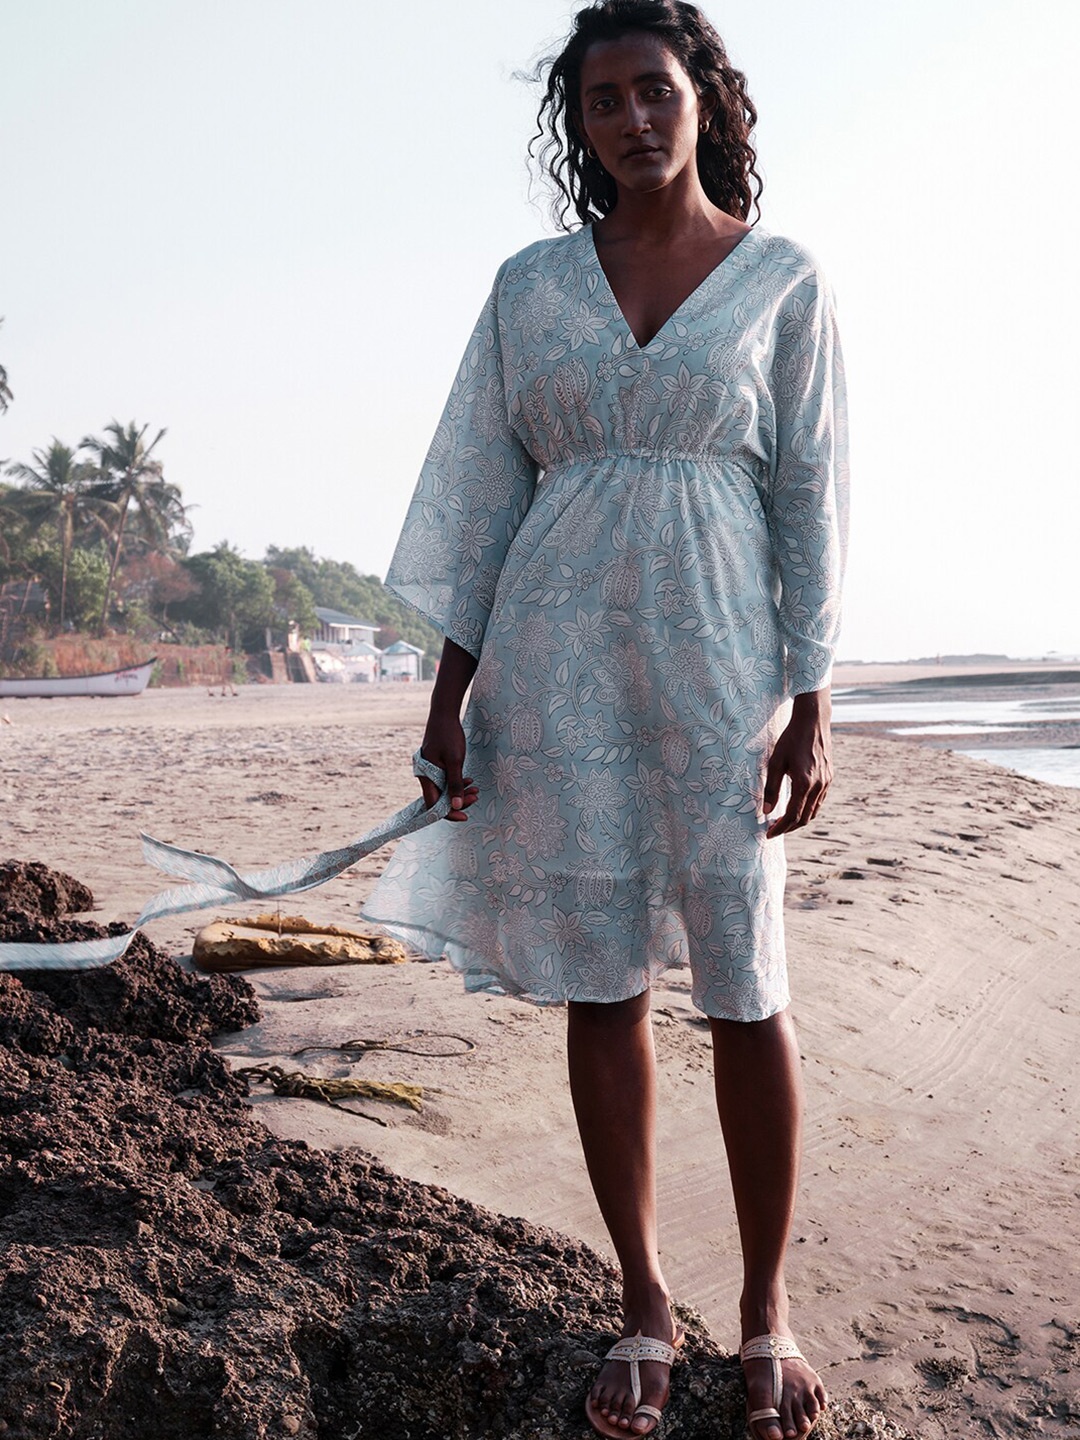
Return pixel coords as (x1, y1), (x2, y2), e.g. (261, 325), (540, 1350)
(192, 916), (409, 973)
(0, 859), (93, 924)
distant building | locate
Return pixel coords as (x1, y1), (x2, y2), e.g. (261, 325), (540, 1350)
(343, 639), (382, 683)
(312, 608), (382, 682)
(313, 607), (379, 648)
(381, 639), (424, 681)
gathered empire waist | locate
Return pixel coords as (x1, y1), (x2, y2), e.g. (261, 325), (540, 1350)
(533, 449), (768, 502)
(537, 449), (730, 483)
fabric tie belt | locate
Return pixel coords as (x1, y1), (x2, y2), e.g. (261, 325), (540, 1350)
(0, 751), (448, 972)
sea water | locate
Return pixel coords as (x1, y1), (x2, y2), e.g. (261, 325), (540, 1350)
(831, 689), (1080, 789)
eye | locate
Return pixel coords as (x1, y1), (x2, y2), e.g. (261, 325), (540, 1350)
(590, 96), (617, 113)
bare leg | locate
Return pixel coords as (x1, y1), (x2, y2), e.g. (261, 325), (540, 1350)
(568, 992), (679, 1435)
(710, 1009), (828, 1439)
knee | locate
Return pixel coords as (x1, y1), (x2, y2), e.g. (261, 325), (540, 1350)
(709, 1007), (796, 1047)
(568, 990), (651, 1032)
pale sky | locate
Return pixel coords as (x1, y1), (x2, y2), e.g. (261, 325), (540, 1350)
(2, 0), (1077, 661)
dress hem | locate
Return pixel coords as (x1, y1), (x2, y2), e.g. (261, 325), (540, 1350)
(360, 907), (791, 1024)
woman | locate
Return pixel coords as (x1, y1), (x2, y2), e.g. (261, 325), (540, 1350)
(363, 3), (847, 1437)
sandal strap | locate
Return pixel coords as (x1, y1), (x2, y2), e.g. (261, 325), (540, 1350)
(741, 1333), (806, 1418)
(740, 1333), (804, 1363)
(605, 1333), (679, 1368)
(602, 1331), (678, 1412)
(633, 1405), (664, 1424)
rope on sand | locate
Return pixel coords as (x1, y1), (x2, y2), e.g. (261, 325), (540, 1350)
(234, 1031), (474, 1126)
(0, 751), (448, 973)
(235, 1065), (426, 1126)
(291, 1033), (476, 1060)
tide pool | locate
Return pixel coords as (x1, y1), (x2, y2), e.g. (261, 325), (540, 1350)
(956, 748), (1080, 789)
(831, 685), (1080, 789)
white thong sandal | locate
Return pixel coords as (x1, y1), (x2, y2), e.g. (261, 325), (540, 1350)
(585, 1329), (683, 1438)
(740, 1332), (810, 1437)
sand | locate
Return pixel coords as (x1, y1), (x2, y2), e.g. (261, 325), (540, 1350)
(3, 680), (1079, 1436)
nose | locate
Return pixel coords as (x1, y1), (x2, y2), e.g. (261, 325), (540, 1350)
(622, 96), (651, 135)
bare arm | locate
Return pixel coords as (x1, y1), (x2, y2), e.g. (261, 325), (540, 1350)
(417, 637), (480, 821)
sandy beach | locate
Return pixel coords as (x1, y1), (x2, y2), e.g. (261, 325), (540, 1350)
(3, 679), (1079, 1436)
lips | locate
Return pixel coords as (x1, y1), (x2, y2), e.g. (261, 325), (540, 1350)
(624, 146), (660, 159)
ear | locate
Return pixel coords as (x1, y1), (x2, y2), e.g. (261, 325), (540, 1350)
(698, 88), (719, 130)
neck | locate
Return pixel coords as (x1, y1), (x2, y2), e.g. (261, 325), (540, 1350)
(598, 167), (722, 246)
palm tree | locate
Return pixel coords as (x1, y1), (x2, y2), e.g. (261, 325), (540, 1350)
(82, 420), (182, 632)
(124, 476), (193, 559)
(6, 441), (102, 627)
(0, 317), (12, 415)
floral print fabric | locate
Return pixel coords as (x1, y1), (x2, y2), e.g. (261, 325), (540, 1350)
(363, 226), (848, 1020)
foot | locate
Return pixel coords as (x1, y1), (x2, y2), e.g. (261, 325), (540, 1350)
(588, 1287), (681, 1436)
(740, 1294), (827, 1440)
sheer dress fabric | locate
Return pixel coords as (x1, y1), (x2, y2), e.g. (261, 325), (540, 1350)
(362, 226), (848, 1020)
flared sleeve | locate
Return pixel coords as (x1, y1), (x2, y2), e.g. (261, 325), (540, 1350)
(766, 262), (850, 696)
(385, 268), (539, 658)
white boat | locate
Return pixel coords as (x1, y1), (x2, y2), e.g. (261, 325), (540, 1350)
(0, 657), (156, 699)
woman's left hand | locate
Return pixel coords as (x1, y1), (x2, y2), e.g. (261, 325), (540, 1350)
(763, 687), (833, 838)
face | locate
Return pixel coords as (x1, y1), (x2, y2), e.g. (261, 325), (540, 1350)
(577, 32), (711, 195)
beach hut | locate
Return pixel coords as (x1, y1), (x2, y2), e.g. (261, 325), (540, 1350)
(311, 608), (384, 682)
(312, 607), (379, 648)
(341, 639), (382, 683)
(380, 639), (424, 682)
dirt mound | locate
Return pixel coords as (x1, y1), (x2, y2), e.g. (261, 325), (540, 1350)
(0, 858), (94, 925)
(0, 867), (908, 1439)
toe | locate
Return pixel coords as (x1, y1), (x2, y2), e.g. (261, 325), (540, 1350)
(749, 1416), (783, 1440)
(609, 1388), (633, 1430)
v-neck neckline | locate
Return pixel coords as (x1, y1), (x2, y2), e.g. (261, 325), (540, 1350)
(586, 223), (763, 351)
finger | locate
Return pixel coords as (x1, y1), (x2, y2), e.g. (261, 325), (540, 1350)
(441, 760), (467, 810)
(421, 745), (466, 806)
(766, 784), (808, 838)
(418, 777), (441, 811)
(804, 780), (828, 824)
(787, 780), (821, 832)
(762, 753), (785, 814)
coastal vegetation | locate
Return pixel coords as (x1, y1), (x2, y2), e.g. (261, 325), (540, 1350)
(0, 416), (439, 678)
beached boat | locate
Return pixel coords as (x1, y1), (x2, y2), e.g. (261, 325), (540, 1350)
(0, 657), (156, 699)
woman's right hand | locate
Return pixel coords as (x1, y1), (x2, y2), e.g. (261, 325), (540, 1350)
(419, 638), (481, 820)
(419, 709), (478, 821)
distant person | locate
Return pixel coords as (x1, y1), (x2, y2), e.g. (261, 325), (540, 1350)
(364, 3), (848, 1437)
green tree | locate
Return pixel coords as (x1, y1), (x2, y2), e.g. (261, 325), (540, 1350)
(30, 544), (110, 631)
(6, 440), (104, 626)
(178, 543), (275, 650)
(266, 566), (318, 638)
(263, 545), (441, 661)
(0, 483), (27, 569)
(82, 420), (189, 632)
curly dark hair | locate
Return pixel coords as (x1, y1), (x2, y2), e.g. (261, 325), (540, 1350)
(529, 0), (762, 231)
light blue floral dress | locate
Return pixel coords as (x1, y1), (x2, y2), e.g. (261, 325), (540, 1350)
(363, 225), (848, 1020)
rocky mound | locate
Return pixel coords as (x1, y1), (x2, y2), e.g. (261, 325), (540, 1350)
(0, 863), (908, 1439)
(0, 858), (93, 927)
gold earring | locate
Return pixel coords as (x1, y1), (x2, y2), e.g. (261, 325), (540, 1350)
(587, 145), (597, 158)
(699, 118), (709, 133)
